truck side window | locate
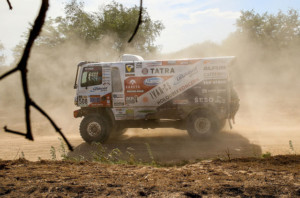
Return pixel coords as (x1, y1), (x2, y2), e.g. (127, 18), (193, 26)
(111, 68), (123, 92)
(81, 66), (102, 87)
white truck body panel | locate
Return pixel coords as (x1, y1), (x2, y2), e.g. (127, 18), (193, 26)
(75, 56), (235, 120)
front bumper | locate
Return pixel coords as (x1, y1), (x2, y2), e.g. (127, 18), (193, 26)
(73, 109), (83, 118)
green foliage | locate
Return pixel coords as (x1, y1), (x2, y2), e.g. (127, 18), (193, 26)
(289, 140), (296, 154)
(50, 146), (57, 160)
(145, 143), (156, 166)
(20, 151), (26, 159)
(262, 152), (272, 159)
(90, 142), (158, 166)
(58, 138), (69, 160)
(92, 142), (132, 164)
(126, 147), (137, 165)
(236, 9), (300, 48)
(36, 0), (164, 54)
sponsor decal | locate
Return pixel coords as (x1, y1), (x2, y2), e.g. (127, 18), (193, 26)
(126, 90), (144, 93)
(143, 77), (163, 86)
(203, 65), (226, 70)
(126, 109), (134, 119)
(92, 87), (108, 92)
(173, 66), (198, 86)
(102, 82), (110, 86)
(194, 96), (225, 104)
(115, 108), (126, 114)
(138, 110), (156, 113)
(90, 95), (101, 103)
(113, 102), (125, 106)
(149, 67), (175, 75)
(129, 79), (136, 85)
(78, 95), (88, 106)
(204, 71), (227, 79)
(146, 61), (162, 66)
(203, 60), (210, 64)
(179, 61), (189, 65)
(126, 96), (138, 104)
(156, 78), (199, 105)
(202, 89), (227, 94)
(173, 100), (189, 105)
(149, 82), (172, 100)
(84, 67), (100, 71)
(167, 60), (177, 65)
(89, 103), (103, 107)
(142, 68), (148, 75)
(125, 63), (135, 72)
(88, 93), (111, 107)
(113, 94), (124, 99)
(203, 80), (227, 85)
(115, 114), (126, 120)
(194, 97), (214, 103)
(136, 62), (143, 68)
(126, 109), (134, 115)
(125, 79), (141, 90)
(142, 97), (149, 103)
(125, 63), (135, 76)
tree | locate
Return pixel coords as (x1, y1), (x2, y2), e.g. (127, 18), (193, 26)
(236, 9), (300, 48)
(36, 0), (164, 54)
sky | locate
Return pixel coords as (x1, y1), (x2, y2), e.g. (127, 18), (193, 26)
(0, 0), (300, 64)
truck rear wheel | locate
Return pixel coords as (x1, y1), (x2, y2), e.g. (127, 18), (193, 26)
(186, 111), (218, 138)
(80, 115), (110, 143)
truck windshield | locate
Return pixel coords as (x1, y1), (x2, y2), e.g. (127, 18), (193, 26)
(81, 66), (102, 87)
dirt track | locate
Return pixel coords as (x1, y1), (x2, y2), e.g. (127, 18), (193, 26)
(0, 125), (299, 162)
(1, 83), (299, 161)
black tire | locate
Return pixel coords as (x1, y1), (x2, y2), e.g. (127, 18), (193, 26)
(186, 111), (219, 138)
(79, 115), (110, 143)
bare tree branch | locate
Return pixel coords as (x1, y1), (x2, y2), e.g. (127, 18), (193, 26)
(4, 126), (27, 137)
(0, 67), (18, 80)
(31, 101), (73, 150)
(0, 0), (74, 151)
(128, 0), (143, 43)
(6, 0), (13, 10)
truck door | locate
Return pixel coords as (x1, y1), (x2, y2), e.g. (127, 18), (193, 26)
(111, 67), (125, 107)
(78, 65), (112, 107)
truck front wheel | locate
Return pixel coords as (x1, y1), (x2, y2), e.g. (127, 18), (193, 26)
(186, 111), (218, 138)
(80, 115), (110, 143)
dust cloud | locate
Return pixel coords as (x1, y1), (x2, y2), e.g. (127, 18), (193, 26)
(0, 35), (125, 135)
(1, 28), (300, 161)
(156, 34), (300, 155)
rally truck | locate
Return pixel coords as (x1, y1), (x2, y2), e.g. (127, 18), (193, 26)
(73, 54), (239, 143)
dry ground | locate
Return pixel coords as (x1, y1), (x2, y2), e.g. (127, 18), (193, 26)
(0, 155), (299, 197)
